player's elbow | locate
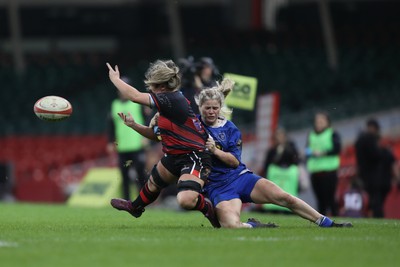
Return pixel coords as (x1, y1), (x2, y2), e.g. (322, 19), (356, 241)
(149, 134), (160, 142)
(228, 159), (240, 168)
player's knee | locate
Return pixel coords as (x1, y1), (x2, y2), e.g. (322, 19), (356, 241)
(176, 180), (202, 210)
(176, 192), (197, 209)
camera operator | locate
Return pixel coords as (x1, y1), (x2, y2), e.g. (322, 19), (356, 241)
(179, 56), (219, 114)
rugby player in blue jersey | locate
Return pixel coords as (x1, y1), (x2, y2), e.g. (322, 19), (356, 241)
(195, 79), (352, 228)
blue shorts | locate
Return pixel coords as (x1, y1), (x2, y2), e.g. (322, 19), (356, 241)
(205, 172), (262, 206)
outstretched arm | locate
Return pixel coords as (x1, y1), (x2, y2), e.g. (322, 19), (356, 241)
(107, 63), (152, 106)
(118, 112), (159, 141)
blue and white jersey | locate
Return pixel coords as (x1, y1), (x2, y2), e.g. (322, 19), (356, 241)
(199, 116), (249, 184)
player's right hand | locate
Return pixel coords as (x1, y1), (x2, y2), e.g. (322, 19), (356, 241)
(149, 112), (160, 128)
(206, 137), (216, 153)
(106, 62), (120, 82)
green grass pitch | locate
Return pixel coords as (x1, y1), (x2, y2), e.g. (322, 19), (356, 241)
(1, 203), (399, 267)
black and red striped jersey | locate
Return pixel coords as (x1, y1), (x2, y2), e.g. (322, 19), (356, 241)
(149, 91), (208, 154)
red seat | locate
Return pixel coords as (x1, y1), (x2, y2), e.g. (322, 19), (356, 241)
(384, 185), (400, 219)
(3, 134), (130, 202)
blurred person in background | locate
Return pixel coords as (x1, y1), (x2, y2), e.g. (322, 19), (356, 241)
(195, 57), (219, 89)
(338, 177), (369, 218)
(306, 112), (341, 216)
(178, 56), (199, 113)
(141, 105), (163, 173)
(261, 127), (300, 213)
(179, 57), (219, 114)
(355, 118), (398, 217)
(380, 141), (399, 206)
(107, 76), (148, 200)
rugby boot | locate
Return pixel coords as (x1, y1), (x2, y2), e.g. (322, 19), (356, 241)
(331, 221), (353, 227)
(318, 216), (353, 227)
(110, 198), (145, 218)
(247, 218), (279, 228)
(204, 198), (221, 228)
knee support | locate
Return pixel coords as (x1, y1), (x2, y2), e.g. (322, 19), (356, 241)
(177, 180), (202, 193)
(151, 165), (170, 189)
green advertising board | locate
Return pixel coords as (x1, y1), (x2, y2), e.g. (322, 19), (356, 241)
(224, 73), (258, 110)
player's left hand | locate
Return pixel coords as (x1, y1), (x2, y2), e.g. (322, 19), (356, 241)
(118, 112), (135, 127)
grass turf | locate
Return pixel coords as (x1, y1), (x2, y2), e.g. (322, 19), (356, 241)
(0, 203), (399, 267)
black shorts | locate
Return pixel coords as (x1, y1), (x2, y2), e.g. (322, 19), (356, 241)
(161, 151), (212, 182)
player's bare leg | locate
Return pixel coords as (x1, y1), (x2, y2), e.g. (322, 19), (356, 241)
(111, 161), (175, 217)
(250, 179), (352, 227)
(216, 199), (246, 228)
(177, 174), (220, 228)
(216, 199), (278, 228)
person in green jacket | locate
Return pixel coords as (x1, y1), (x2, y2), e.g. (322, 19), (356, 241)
(107, 76), (148, 200)
(306, 112), (341, 216)
(263, 128), (300, 213)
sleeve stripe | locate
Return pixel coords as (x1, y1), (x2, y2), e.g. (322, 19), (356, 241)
(149, 92), (160, 110)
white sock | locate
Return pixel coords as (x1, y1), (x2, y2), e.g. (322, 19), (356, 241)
(315, 216), (324, 225)
(242, 223), (253, 228)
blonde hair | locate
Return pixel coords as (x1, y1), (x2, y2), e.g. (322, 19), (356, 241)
(144, 60), (181, 91)
(195, 78), (235, 117)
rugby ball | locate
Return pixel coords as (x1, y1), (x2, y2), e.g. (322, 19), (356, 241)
(34, 95), (73, 121)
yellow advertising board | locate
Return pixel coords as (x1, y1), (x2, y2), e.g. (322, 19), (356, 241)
(224, 73), (258, 110)
(67, 168), (121, 207)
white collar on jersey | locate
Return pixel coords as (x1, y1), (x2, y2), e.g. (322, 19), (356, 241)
(208, 116), (228, 128)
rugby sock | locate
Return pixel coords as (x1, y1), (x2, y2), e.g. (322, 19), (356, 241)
(132, 183), (160, 208)
(245, 222), (257, 228)
(193, 194), (208, 214)
(316, 216), (334, 227)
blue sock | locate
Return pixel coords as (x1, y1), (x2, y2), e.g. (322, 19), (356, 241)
(317, 216), (333, 227)
(247, 221), (257, 228)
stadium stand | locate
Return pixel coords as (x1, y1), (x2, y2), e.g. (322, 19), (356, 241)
(0, 2), (398, 217)
(0, 135), (109, 202)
